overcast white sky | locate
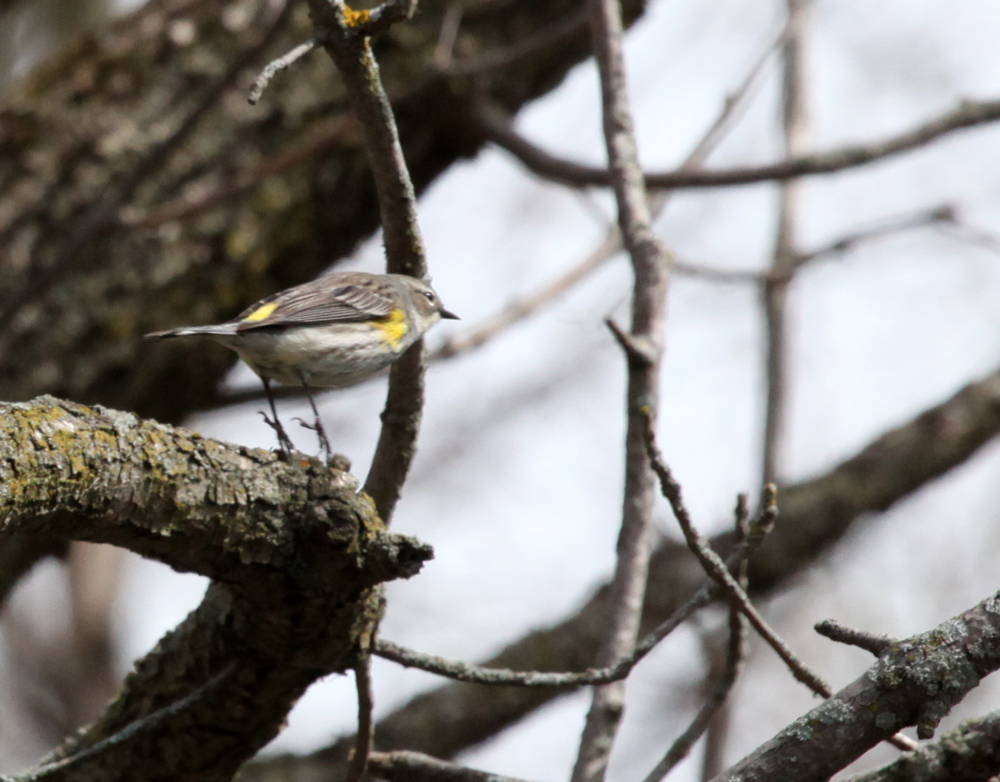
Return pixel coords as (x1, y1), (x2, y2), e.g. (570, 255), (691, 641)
(7, 0), (1000, 778)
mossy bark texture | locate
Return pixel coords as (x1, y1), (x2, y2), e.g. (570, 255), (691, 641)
(0, 396), (431, 781)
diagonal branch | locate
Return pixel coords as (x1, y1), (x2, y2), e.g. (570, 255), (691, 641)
(304, 0), (428, 525)
(0, 396), (431, 780)
(479, 97), (1000, 191)
(844, 710), (1000, 782)
(710, 589), (1000, 781)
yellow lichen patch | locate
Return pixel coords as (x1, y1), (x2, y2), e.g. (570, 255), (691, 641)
(243, 301), (279, 323)
(342, 6), (372, 27)
(369, 308), (408, 349)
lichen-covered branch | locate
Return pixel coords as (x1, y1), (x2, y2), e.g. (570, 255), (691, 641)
(0, 396), (431, 780)
(845, 710), (1000, 782)
(711, 591), (1000, 782)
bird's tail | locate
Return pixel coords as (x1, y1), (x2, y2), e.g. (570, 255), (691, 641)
(144, 324), (238, 339)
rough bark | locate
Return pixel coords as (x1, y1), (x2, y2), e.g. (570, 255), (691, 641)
(0, 0), (646, 425)
(0, 396), (431, 781)
(712, 592), (1000, 782)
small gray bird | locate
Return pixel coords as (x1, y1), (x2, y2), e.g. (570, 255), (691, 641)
(147, 271), (458, 457)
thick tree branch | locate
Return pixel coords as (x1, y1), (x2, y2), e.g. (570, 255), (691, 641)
(478, 97), (1000, 191)
(711, 590), (1000, 782)
(0, 396), (431, 780)
(242, 364), (1000, 779)
(845, 711), (1000, 782)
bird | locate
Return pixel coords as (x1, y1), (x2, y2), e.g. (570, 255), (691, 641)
(146, 271), (458, 458)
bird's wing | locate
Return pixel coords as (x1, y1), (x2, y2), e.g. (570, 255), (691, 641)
(235, 278), (396, 331)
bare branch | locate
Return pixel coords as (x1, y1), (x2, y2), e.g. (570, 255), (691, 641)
(479, 98), (1000, 191)
(814, 619), (895, 657)
(845, 711), (1000, 782)
(369, 750), (535, 782)
(644, 419), (829, 696)
(372, 510), (771, 690)
(248, 37), (319, 105)
(347, 657), (376, 782)
(711, 589), (1000, 781)
(304, 0), (428, 524)
(642, 500), (750, 782)
(571, 0), (672, 776)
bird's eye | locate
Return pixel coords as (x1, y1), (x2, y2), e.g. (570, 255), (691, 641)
(423, 291), (435, 302)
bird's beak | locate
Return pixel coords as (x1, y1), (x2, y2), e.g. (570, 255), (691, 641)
(439, 308), (460, 320)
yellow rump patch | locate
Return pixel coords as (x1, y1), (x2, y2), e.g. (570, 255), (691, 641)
(242, 302), (279, 323)
(370, 308), (408, 349)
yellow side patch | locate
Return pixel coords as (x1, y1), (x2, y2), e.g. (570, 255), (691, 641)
(243, 302), (279, 323)
(343, 7), (372, 27)
(370, 308), (408, 349)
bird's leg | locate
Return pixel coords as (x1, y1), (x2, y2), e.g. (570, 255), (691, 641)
(295, 374), (333, 462)
(260, 377), (295, 457)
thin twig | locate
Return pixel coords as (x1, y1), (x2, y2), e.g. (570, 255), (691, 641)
(346, 657), (375, 782)
(570, 0), (672, 777)
(374, 494), (777, 689)
(369, 750), (536, 782)
(248, 37), (318, 104)
(479, 97), (1000, 191)
(814, 619), (895, 657)
(433, 2), (464, 68)
(645, 415), (827, 695)
(793, 203), (956, 269)
(643, 415), (919, 753)
(16, 664), (237, 781)
(439, 8), (588, 76)
(642, 499), (750, 782)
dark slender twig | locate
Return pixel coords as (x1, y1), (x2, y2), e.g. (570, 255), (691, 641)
(346, 657), (375, 782)
(369, 750), (536, 782)
(15, 664), (237, 781)
(645, 415), (827, 696)
(478, 97), (1000, 191)
(814, 619), (895, 657)
(571, 0), (673, 777)
(439, 8), (588, 76)
(248, 37), (319, 105)
(374, 504), (776, 690)
(642, 499), (750, 782)
(643, 415), (918, 753)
